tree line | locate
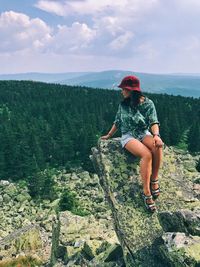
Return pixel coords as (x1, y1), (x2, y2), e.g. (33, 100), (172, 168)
(0, 80), (199, 197)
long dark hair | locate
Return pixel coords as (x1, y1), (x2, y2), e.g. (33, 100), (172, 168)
(121, 91), (144, 108)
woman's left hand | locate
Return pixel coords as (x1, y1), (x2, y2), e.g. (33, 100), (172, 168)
(153, 135), (163, 148)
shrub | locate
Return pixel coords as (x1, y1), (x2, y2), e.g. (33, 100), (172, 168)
(59, 188), (78, 212)
(59, 188), (90, 216)
(28, 168), (58, 200)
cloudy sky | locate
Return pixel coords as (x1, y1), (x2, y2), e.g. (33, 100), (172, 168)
(0, 0), (200, 74)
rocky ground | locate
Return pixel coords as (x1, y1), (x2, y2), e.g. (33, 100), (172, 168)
(0, 170), (121, 266)
(91, 139), (200, 267)
(0, 142), (200, 266)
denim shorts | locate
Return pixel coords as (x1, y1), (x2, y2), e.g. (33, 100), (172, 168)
(120, 130), (152, 148)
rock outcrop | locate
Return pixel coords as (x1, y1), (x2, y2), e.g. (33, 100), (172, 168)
(91, 138), (200, 266)
(0, 224), (43, 263)
(1, 140), (200, 266)
(0, 180), (56, 263)
(57, 210), (121, 266)
(0, 171), (120, 266)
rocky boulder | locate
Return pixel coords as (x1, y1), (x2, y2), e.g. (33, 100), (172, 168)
(0, 171), (121, 266)
(0, 225), (42, 260)
(160, 232), (200, 266)
(53, 211), (122, 266)
(91, 138), (200, 266)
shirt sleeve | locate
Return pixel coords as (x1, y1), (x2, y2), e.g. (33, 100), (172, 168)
(113, 104), (121, 128)
(146, 100), (160, 128)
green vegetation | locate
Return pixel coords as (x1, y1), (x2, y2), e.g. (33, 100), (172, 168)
(196, 159), (200, 173)
(188, 121), (200, 152)
(0, 255), (42, 267)
(59, 188), (90, 216)
(0, 80), (199, 199)
(59, 188), (78, 211)
(28, 168), (58, 200)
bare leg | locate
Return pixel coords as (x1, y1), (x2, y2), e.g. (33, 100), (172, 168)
(142, 135), (163, 190)
(124, 138), (152, 197)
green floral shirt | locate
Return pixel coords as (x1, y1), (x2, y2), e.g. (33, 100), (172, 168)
(114, 97), (159, 137)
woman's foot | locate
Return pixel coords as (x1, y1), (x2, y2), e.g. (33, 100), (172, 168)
(150, 178), (160, 200)
(142, 192), (157, 213)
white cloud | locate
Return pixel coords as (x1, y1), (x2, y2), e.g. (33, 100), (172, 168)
(49, 22), (96, 53)
(177, 0), (200, 8)
(109, 31), (133, 50)
(93, 16), (123, 37)
(136, 42), (160, 60)
(0, 11), (96, 55)
(35, 0), (159, 17)
(34, 0), (161, 56)
(35, 1), (67, 16)
(35, 0), (126, 16)
(2, 1), (200, 73)
(0, 11), (52, 52)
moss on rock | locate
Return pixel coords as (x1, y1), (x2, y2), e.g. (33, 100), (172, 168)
(91, 139), (200, 266)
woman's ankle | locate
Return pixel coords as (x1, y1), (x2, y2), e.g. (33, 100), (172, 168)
(151, 176), (158, 181)
(143, 189), (151, 196)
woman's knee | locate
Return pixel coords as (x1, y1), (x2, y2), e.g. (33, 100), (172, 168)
(141, 150), (152, 161)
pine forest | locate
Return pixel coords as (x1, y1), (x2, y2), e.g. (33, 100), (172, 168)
(0, 80), (199, 198)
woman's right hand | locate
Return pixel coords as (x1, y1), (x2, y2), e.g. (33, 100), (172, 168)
(101, 134), (110, 140)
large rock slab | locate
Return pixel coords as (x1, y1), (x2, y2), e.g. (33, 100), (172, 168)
(91, 139), (200, 266)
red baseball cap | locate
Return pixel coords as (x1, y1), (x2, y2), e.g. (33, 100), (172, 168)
(118, 75), (141, 92)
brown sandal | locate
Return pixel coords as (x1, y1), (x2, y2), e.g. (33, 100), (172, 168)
(142, 193), (157, 213)
(150, 179), (161, 200)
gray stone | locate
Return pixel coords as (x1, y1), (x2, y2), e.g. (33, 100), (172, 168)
(71, 172), (79, 180)
(15, 193), (31, 203)
(0, 210), (4, 219)
(0, 180), (10, 186)
(160, 232), (200, 266)
(158, 209), (200, 236)
(74, 240), (85, 248)
(3, 194), (11, 203)
(91, 139), (200, 266)
(0, 225), (43, 259)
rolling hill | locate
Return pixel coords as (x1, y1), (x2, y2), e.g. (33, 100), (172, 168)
(1, 70), (200, 97)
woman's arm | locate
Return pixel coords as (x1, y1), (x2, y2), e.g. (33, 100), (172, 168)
(150, 123), (160, 136)
(101, 124), (118, 140)
(150, 123), (163, 147)
(101, 104), (121, 140)
(146, 99), (163, 147)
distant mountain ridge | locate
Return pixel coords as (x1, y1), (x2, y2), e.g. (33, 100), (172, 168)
(0, 72), (89, 83)
(1, 70), (200, 97)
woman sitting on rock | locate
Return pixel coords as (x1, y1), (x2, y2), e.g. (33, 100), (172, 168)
(101, 75), (163, 213)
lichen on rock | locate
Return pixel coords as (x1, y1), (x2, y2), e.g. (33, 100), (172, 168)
(91, 138), (200, 266)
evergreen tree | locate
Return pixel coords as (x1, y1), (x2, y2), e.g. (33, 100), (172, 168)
(59, 188), (78, 212)
(0, 80), (200, 198)
(188, 122), (200, 152)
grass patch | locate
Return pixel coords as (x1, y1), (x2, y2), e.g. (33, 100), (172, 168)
(0, 255), (42, 267)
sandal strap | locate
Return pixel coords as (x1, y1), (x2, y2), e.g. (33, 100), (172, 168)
(145, 201), (156, 211)
(142, 193), (153, 200)
(142, 193), (157, 212)
(147, 202), (156, 208)
(151, 188), (160, 194)
(150, 179), (159, 184)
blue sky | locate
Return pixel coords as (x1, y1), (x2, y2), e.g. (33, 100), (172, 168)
(0, 0), (200, 74)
